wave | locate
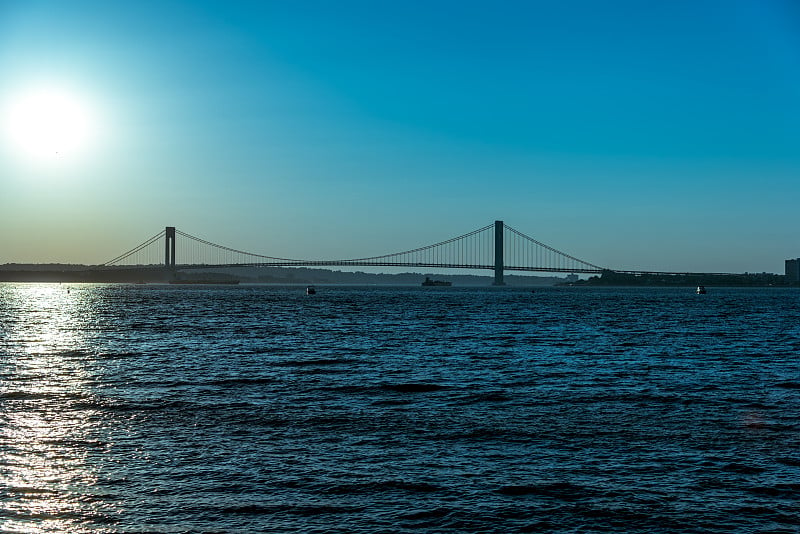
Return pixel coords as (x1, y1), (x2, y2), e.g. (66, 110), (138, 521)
(207, 377), (276, 386)
(497, 482), (596, 500)
(323, 480), (443, 494)
(720, 462), (766, 474)
(747, 483), (800, 497)
(273, 358), (359, 367)
(381, 383), (449, 393)
(455, 391), (512, 404)
(219, 503), (366, 516)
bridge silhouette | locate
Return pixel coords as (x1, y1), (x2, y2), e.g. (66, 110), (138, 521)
(100, 220), (724, 284)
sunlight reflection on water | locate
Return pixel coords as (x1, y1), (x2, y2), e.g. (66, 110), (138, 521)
(1, 284), (113, 533)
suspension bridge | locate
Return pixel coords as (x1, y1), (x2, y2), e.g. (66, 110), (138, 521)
(101, 221), (610, 285)
(99, 220), (739, 284)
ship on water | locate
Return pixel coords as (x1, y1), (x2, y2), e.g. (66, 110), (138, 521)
(169, 280), (240, 285)
(422, 276), (451, 287)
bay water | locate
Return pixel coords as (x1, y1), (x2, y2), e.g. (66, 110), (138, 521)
(1, 283), (799, 533)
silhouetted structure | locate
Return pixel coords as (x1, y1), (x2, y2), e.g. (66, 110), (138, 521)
(89, 220), (772, 285)
(786, 258), (800, 282)
(165, 226), (176, 267)
(101, 220), (605, 283)
(1, 220), (788, 285)
(494, 220), (505, 286)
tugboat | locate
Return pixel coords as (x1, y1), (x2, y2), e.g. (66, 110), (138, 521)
(169, 279), (240, 285)
(696, 285), (706, 294)
(422, 276), (451, 287)
(306, 285), (316, 295)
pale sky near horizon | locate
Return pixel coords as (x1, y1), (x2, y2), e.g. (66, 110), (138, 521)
(1, 0), (799, 273)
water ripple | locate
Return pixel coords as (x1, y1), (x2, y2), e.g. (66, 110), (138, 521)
(1, 284), (799, 532)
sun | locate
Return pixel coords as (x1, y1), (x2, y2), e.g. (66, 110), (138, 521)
(3, 86), (97, 164)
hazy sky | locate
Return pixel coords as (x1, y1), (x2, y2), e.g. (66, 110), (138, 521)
(1, 0), (799, 273)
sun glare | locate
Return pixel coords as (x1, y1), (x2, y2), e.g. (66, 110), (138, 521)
(3, 86), (97, 165)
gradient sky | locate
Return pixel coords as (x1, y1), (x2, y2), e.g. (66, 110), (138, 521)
(1, 0), (799, 273)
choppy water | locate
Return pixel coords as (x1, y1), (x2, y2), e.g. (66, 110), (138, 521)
(1, 283), (799, 533)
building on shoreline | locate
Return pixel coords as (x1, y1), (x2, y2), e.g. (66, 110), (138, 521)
(786, 259), (800, 283)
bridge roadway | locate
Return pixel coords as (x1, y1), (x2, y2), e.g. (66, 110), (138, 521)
(135, 263), (735, 277)
(166, 262), (605, 274)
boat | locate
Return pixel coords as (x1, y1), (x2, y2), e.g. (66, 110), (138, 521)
(696, 285), (706, 294)
(169, 280), (240, 285)
(306, 285), (316, 295)
(422, 276), (451, 287)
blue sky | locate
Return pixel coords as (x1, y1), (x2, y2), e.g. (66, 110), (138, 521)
(1, 0), (799, 273)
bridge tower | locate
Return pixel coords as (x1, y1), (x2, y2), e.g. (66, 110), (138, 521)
(165, 227), (176, 267)
(493, 220), (505, 286)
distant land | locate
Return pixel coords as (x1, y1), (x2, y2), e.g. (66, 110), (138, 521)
(1, 265), (795, 287)
(576, 270), (795, 287)
(0, 264), (572, 286)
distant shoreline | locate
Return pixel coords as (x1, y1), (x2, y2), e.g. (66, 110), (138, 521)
(571, 270), (793, 287)
(0, 265), (568, 286)
(1, 265), (792, 287)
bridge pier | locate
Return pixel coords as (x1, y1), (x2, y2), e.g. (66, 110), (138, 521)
(165, 227), (176, 267)
(493, 220), (505, 286)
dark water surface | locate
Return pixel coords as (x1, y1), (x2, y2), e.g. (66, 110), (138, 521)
(1, 283), (799, 533)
